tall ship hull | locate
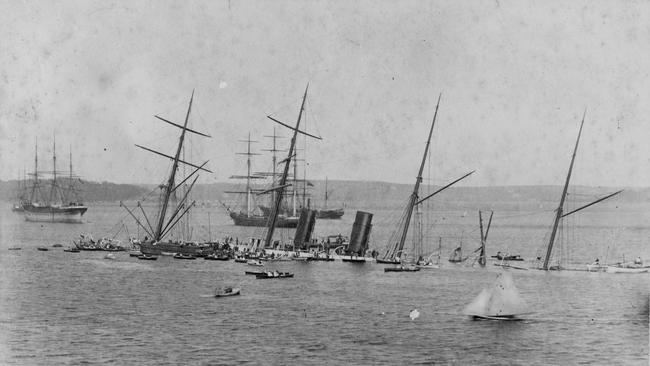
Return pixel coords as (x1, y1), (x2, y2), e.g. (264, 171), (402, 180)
(23, 204), (87, 223)
(229, 212), (298, 228)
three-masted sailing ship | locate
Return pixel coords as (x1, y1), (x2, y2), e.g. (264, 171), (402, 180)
(539, 111), (622, 271)
(223, 133), (299, 228)
(121, 92), (213, 256)
(21, 139), (88, 223)
(379, 95), (474, 265)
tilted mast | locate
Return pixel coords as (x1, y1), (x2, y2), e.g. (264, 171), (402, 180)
(390, 94), (441, 259)
(542, 111), (585, 270)
(263, 84), (322, 247)
(130, 91), (212, 242)
(541, 111), (622, 270)
(31, 139), (39, 201)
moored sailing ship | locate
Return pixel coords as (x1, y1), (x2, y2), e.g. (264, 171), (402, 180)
(222, 133), (299, 228)
(315, 177), (344, 219)
(22, 140), (88, 223)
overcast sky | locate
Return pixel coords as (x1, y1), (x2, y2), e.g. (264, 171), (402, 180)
(1, 0), (648, 187)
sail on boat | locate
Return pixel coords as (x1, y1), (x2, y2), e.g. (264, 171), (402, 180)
(22, 139), (88, 223)
(378, 95), (474, 266)
(464, 271), (527, 320)
(315, 177), (345, 219)
(121, 92), (213, 256)
(540, 111), (622, 271)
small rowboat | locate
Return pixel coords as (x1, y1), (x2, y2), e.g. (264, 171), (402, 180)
(215, 287), (240, 297)
(174, 253), (196, 260)
(384, 266), (421, 272)
(138, 254), (158, 261)
(606, 266), (648, 274)
(245, 271), (264, 275)
(37, 247), (49, 251)
(255, 272), (294, 279)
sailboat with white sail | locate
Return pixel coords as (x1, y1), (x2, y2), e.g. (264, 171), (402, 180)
(464, 271), (528, 320)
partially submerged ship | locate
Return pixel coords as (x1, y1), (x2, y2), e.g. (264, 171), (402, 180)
(121, 92), (213, 256)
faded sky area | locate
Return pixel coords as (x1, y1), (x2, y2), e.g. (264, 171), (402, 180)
(0, 1), (649, 187)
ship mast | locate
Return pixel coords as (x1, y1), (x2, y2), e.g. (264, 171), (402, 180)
(31, 139), (39, 201)
(542, 111), (585, 270)
(50, 135), (57, 204)
(391, 94), (441, 259)
(264, 84), (322, 247)
(262, 128), (282, 207)
(237, 133), (259, 217)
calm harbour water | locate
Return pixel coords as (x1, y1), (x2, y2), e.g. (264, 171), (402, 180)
(0, 201), (648, 365)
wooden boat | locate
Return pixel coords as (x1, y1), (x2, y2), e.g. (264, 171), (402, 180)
(7, 247), (22, 251)
(342, 256), (367, 263)
(379, 95), (473, 266)
(384, 266), (420, 272)
(215, 287), (240, 297)
(63, 247), (80, 253)
(539, 111), (623, 271)
(376, 258), (400, 265)
(128, 251), (142, 257)
(120, 92), (213, 257)
(138, 254), (158, 260)
(52, 243), (63, 248)
(37, 247), (49, 251)
(174, 253), (196, 260)
(247, 260), (263, 266)
(492, 253), (524, 261)
(234, 257), (248, 263)
(204, 253), (229, 261)
(606, 265), (648, 274)
(307, 255), (335, 262)
(255, 271), (294, 279)
(471, 315), (524, 321)
(245, 270), (265, 275)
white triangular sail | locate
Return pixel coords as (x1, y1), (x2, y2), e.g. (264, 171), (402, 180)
(464, 272), (527, 317)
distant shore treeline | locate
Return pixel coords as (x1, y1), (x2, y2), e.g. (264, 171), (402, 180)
(1, 179), (647, 209)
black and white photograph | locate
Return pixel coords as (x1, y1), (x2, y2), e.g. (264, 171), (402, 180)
(0, 1), (648, 364)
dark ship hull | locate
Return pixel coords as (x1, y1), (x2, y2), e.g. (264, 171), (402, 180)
(23, 203), (87, 223)
(139, 241), (214, 256)
(229, 212), (298, 228)
(316, 208), (344, 219)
